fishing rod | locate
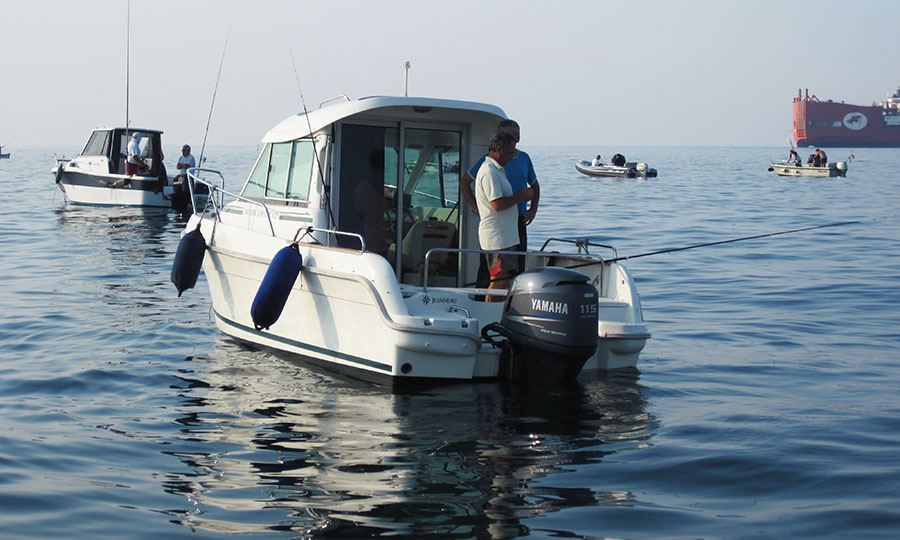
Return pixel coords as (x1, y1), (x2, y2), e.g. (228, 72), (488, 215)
(2, 131), (24, 148)
(595, 220), (861, 266)
(289, 47), (336, 235)
(460, 220), (865, 288)
(198, 33), (229, 169)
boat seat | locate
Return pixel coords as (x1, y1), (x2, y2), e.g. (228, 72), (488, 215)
(401, 219), (456, 273)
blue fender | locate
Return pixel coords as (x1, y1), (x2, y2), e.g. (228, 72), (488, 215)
(251, 244), (303, 330)
(171, 225), (206, 297)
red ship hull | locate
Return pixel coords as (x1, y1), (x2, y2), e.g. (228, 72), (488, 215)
(793, 90), (900, 147)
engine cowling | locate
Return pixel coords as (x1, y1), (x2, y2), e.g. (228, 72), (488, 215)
(488, 267), (599, 383)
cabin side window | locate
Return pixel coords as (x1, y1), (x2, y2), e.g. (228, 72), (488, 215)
(82, 131), (111, 156)
(267, 142), (292, 198)
(286, 140), (314, 200)
(241, 140), (313, 201)
(242, 144), (272, 200)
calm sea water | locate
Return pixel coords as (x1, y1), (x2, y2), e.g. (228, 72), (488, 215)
(1, 145), (898, 539)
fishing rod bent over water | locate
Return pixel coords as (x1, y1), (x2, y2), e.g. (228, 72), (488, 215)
(604, 220), (861, 264)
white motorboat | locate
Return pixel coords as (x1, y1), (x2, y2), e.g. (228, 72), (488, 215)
(768, 160), (847, 177)
(173, 95), (650, 385)
(53, 127), (185, 207)
(575, 160), (658, 178)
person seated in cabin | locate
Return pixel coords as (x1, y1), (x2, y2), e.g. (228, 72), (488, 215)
(475, 132), (533, 301)
(611, 153), (626, 167)
(788, 149), (800, 165)
(355, 149), (390, 258)
(125, 132), (147, 176)
(816, 148), (828, 166)
(591, 154), (603, 167)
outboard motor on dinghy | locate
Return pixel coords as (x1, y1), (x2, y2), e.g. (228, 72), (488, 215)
(482, 267), (599, 384)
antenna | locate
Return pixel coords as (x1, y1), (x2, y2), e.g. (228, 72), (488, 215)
(125, 0), (130, 130)
(403, 61), (411, 97)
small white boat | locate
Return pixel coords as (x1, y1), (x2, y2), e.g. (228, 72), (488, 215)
(173, 95), (650, 386)
(53, 127), (197, 208)
(0, 145), (9, 159)
(575, 160), (658, 178)
(768, 160), (848, 177)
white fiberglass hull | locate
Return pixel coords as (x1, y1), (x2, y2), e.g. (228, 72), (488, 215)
(55, 168), (174, 207)
(186, 214), (649, 384)
(768, 161), (847, 177)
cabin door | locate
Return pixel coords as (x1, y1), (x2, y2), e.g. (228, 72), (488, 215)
(336, 123), (462, 286)
(398, 127), (462, 287)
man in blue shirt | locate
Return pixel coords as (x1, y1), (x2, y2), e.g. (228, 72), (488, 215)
(459, 119), (540, 285)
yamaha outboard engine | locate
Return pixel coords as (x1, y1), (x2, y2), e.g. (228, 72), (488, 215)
(483, 267), (599, 384)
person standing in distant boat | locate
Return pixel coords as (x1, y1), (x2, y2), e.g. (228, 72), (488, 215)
(611, 153), (626, 167)
(460, 119), (539, 283)
(816, 148), (828, 166)
(176, 144), (195, 181)
(789, 149), (800, 165)
(474, 132), (533, 300)
(592, 154), (603, 166)
(125, 132), (146, 175)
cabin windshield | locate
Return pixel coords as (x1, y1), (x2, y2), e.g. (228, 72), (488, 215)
(336, 123), (462, 287)
(82, 131), (111, 157)
(242, 140), (314, 201)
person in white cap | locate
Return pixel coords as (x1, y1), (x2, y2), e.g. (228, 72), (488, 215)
(125, 132), (146, 176)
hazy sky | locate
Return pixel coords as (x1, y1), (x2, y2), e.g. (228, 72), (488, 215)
(2, 0), (898, 149)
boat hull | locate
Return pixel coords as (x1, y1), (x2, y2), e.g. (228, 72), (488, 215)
(194, 217), (489, 384)
(187, 214), (649, 384)
(575, 160), (636, 178)
(56, 167), (174, 207)
(794, 90), (900, 148)
(768, 161), (847, 177)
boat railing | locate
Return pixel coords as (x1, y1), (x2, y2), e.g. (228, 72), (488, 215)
(539, 237), (617, 258)
(186, 167), (276, 237)
(318, 94), (351, 109)
(293, 226), (366, 253)
(421, 246), (608, 292)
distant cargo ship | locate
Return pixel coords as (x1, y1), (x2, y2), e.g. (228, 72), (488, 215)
(793, 87), (900, 147)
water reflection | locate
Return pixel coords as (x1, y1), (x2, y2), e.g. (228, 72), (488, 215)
(53, 205), (177, 260)
(49, 205), (201, 348)
(161, 341), (655, 538)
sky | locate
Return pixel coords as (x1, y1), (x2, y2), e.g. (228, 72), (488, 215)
(2, 0), (898, 150)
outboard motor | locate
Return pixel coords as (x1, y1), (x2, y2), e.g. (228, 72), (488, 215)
(483, 267), (599, 384)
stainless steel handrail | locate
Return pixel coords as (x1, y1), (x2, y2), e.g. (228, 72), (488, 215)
(186, 167), (276, 237)
(295, 226), (366, 253)
(185, 167), (225, 214)
(318, 94), (351, 109)
(421, 247), (607, 291)
(539, 237), (617, 258)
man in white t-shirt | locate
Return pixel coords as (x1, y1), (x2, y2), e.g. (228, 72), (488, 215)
(176, 145), (195, 180)
(475, 132), (534, 300)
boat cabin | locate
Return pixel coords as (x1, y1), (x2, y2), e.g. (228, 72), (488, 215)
(79, 127), (165, 177)
(232, 96), (506, 289)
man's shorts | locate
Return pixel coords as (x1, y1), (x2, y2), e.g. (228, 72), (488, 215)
(486, 248), (518, 278)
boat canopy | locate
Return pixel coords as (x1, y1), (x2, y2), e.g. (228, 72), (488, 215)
(262, 96), (506, 143)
